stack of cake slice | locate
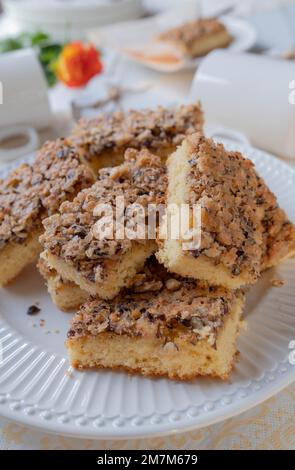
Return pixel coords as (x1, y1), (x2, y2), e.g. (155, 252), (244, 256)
(40, 148), (167, 300)
(0, 104), (202, 286)
(39, 131), (295, 381)
(1, 102), (294, 381)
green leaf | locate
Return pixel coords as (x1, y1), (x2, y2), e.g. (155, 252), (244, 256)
(30, 31), (50, 46)
(38, 44), (62, 87)
(17, 31), (50, 47)
(44, 68), (57, 87)
(39, 44), (62, 65)
(0, 38), (23, 53)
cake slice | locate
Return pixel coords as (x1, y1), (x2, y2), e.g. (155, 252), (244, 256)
(66, 259), (245, 380)
(0, 139), (95, 286)
(69, 104), (203, 172)
(38, 256), (88, 312)
(40, 149), (167, 300)
(158, 18), (233, 58)
(157, 134), (295, 289)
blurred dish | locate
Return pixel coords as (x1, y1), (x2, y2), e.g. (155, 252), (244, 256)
(0, 49), (52, 129)
(191, 50), (295, 160)
(88, 12), (256, 72)
(3, 0), (143, 41)
(144, 0), (234, 16)
(0, 49), (51, 163)
(156, 17), (233, 59)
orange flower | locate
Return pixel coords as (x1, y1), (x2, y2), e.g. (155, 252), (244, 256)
(55, 42), (103, 88)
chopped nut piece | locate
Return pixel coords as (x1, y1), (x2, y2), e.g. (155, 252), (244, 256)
(132, 280), (163, 293)
(162, 342), (179, 353)
(271, 279), (285, 288)
(165, 278), (181, 291)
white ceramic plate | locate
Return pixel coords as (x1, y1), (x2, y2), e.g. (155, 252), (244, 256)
(0, 140), (295, 439)
(88, 14), (257, 73)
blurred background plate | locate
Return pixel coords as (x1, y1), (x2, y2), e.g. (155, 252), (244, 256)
(88, 11), (256, 73)
(2, 0), (143, 41)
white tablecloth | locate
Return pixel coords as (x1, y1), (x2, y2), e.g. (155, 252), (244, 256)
(1, 384), (294, 450)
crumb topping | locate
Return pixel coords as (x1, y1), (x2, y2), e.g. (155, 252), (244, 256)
(185, 134), (263, 278)
(261, 211), (295, 268)
(159, 18), (229, 47)
(0, 139), (95, 250)
(184, 134), (295, 278)
(70, 105), (203, 160)
(68, 258), (243, 346)
(41, 149), (167, 283)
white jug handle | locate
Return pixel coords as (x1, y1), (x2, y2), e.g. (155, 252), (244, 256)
(0, 126), (39, 163)
(206, 126), (251, 147)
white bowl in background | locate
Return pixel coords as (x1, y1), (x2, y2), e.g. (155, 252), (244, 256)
(190, 50), (295, 160)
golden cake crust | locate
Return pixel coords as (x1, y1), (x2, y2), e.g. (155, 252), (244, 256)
(69, 356), (237, 381)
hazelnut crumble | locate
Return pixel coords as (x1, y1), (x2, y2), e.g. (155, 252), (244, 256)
(0, 139), (95, 251)
(70, 104), (203, 165)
